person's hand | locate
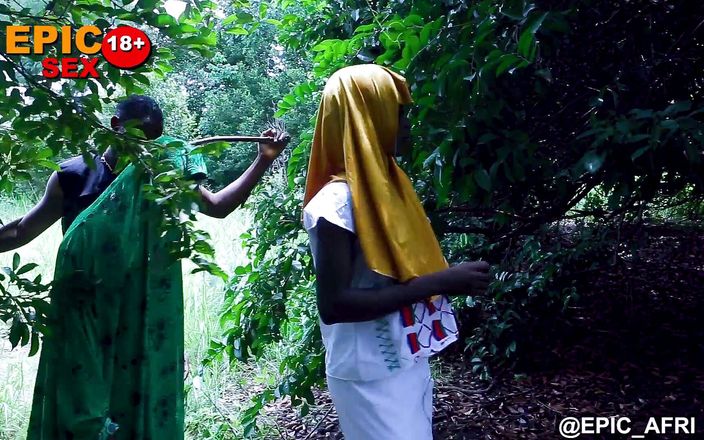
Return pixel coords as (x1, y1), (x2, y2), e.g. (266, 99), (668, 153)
(437, 261), (491, 296)
(258, 128), (290, 161)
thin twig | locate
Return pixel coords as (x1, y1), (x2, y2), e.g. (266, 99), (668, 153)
(437, 381), (495, 397)
(666, 17), (704, 55)
(304, 405), (335, 440)
(190, 136), (275, 145)
(200, 383), (239, 439)
(266, 414), (289, 440)
(536, 400), (566, 416)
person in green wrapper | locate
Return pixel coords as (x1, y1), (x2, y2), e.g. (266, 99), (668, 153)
(0, 95), (289, 439)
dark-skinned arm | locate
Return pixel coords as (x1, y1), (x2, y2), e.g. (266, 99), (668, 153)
(198, 128), (288, 219)
(313, 218), (491, 324)
(0, 172), (63, 252)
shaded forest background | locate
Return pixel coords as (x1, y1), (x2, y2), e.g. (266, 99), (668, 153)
(1, 0), (703, 438)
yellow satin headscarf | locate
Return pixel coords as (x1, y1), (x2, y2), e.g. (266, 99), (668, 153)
(303, 64), (448, 282)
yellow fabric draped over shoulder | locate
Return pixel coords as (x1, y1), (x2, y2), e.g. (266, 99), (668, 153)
(303, 64), (448, 282)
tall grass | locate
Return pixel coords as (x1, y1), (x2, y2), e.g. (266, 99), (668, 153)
(182, 212), (253, 440)
(0, 196), (258, 439)
(0, 196), (55, 440)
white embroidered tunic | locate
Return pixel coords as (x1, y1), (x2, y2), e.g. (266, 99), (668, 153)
(303, 181), (458, 381)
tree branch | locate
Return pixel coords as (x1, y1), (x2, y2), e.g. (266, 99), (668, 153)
(191, 135), (276, 145)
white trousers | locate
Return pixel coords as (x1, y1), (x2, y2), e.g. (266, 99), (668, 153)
(327, 358), (433, 440)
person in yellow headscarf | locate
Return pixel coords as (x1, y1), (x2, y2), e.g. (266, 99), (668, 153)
(302, 64), (491, 439)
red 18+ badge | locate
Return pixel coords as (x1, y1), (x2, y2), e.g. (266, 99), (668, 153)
(101, 26), (151, 69)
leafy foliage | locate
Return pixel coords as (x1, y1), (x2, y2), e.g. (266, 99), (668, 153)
(0, 0), (227, 351)
(0, 253), (50, 355)
(209, 0), (704, 431)
(146, 5), (315, 188)
(2, 0), (702, 436)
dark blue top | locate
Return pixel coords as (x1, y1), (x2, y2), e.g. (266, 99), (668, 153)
(57, 154), (117, 233)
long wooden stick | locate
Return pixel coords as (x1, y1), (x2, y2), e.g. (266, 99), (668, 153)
(190, 135), (276, 145)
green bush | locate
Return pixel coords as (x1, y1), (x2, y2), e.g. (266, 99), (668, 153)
(208, 0), (704, 432)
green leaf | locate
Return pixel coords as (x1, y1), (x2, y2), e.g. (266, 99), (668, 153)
(236, 12), (254, 24)
(419, 22), (434, 45)
(660, 119), (678, 131)
(311, 40), (334, 52)
(518, 12), (548, 59)
(178, 23), (199, 33)
(9, 320), (23, 348)
(631, 146), (650, 161)
(132, 73), (150, 85)
(29, 332), (40, 356)
(663, 101), (692, 115)
(404, 34), (421, 57)
(222, 14), (238, 26)
(474, 168), (492, 191)
(403, 14), (424, 27)
(226, 27), (249, 35)
(156, 14), (177, 26)
(496, 54), (521, 76)
(16, 263), (38, 276)
(354, 23), (377, 35)
(582, 151), (605, 173)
